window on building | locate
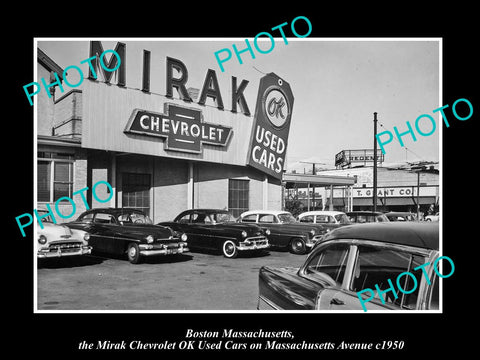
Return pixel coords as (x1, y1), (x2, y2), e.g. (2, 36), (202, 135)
(122, 173), (151, 216)
(228, 179), (249, 218)
(37, 152), (74, 203)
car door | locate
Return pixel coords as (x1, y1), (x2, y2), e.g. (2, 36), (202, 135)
(317, 243), (431, 311)
(186, 211), (217, 250)
(90, 212), (118, 253)
(258, 214), (287, 246)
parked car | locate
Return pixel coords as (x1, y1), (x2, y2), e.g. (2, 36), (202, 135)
(385, 211), (417, 222)
(297, 210), (351, 232)
(238, 210), (326, 254)
(424, 212), (439, 222)
(346, 211), (389, 223)
(37, 210), (92, 259)
(257, 222), (439, 310)
(158, 209), (270, 258)
(65, 208), (189, 264)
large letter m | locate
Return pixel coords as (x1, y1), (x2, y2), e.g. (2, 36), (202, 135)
(88, 41), (126, 86)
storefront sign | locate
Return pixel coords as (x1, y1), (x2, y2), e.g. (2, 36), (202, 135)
(353, 187), (424, 198)
(124, 103), (233, 154)
(335, 149), (384, 167)
(247, 73), (294, 179)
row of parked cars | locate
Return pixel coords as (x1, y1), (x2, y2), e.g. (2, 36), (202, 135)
(36, 207), (440, 311)
(36, 208), (439, 264)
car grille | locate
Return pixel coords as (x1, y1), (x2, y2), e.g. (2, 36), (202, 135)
(48, 242), (83, 252)
(245, 236), (268, 245)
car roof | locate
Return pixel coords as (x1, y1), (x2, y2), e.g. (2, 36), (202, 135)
(385, 211), (415, 216)
(322, 222), (439, 250)
(240, 210), (291, 216)
(299, 211), (346, 216)
(347, 211), (385, 215)
(82, 207), (144, 214)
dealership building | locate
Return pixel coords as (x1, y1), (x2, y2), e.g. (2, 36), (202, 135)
(36, 42), (296, 223)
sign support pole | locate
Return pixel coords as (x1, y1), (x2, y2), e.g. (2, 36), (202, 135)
(373, 112), (378, 212)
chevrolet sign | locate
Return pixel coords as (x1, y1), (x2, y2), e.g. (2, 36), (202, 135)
(124, 103), (233, 154)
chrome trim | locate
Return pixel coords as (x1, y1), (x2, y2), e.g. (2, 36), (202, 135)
(37, 246), (92, 258)
(257, 295), (283, 310)
(139, 247), (189, 256)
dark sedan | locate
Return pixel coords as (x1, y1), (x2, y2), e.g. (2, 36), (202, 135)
(158, 209), (270, 258)
(65, 208), (189, 264)
(258, 222), (439, 311)
(238, 210), (327, 254)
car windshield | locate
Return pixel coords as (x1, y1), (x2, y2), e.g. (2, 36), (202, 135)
(278, 213), (297, 223)
(117, 210), (153, 224)
(335, 214), (351, 224)
(210, 212), (236, 223)
(36, 210), (53, 223)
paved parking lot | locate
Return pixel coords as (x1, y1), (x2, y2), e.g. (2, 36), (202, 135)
(37, 249), (307, 311)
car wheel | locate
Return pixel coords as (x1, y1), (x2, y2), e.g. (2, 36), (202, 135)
(222, 240), (238, 258)
(425, 218), (432, 221)
(127, 242), (142, 264)
(290, 238), (306, 255)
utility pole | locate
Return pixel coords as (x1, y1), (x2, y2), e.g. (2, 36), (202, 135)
(373, 112), (378, 212)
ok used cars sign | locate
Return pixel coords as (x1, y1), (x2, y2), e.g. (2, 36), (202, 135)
(247, 73), (294, 179)
(124, 103), (233, 154)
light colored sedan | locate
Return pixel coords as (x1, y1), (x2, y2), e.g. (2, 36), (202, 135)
(424, 212), (439, 222)
(37, 211), (91, 259)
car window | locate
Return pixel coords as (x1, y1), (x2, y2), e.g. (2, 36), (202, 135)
(241, 214), (257, 223)
(351, 245), (426, 309)
(177, 213), (191, 223)
(315, 215), (330, 223)
(335, 214), (350, 224)
(277, 213), (296, 223)
(299, 215), (314, 223)
(259, 214), (276, 223)
(376, 214), (389, 222)
(94, 213), (116, 224)
(80, 212), (94, 223)
(304, 243), (350, 285)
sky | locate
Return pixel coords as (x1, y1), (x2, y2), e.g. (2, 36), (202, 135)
(37, 38), (440, 171)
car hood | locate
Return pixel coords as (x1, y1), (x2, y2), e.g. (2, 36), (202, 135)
(212, 222), (265, 236)
(38, 222), (74, 237)
(117, 223), (175, 239)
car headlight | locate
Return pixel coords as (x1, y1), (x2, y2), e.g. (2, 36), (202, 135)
(146, 235), (154, 243)
(241, 230), (247, 238)
(265, 229), (271, 236)
(181, 233), (188, 241)
(84, 233), (90, 241)
(38, 235), (47, 245)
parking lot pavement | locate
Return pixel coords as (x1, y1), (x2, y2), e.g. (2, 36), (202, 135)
(37, 249), (308, 311)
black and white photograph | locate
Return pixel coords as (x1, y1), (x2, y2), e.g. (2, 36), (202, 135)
(8, 5), (476, 357)
(32, 38), (442, 312)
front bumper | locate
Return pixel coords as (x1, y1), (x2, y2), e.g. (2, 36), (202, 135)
(139, 242), (189, 256)
(238, 237), (270, 251)
(37, 245), (92, 258)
